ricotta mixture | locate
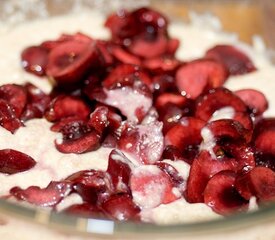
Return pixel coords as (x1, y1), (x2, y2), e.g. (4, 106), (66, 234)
(0, 9), (274, 226)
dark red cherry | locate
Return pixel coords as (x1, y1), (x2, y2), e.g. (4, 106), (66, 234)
(175, 60), (228, 99)
(186, 151), (238, 203)
(157, 103), (186, 134)
(21, 83), (51, 121)
(111, 46), (141, 65)
(235, 167), (275, 202)
(204, 171), (248, 215)
(205, 44), (256, 75)
(0, 149), (36, 174)
(161, 145), (186, 162)
(46, 40), (99, 84)
(195, 88), (248, 125)
(234, 89), (268, 116)
(88, 106), (109, 135)
(206, 119), (252, 144)
(63, 203), (104, 218)
(130, 165), (179, 208)
(143, 56), (180, 74)
(55, 120), (100, 154)
(104, 9), (136, 41)
(45, 95), (90, 122)
(156, 161), (185, 192)
(0, 84), (27, 118)
(253, 118), (275, 157)
(102, 64), (151, 90)
(118, 121), (164, 164)
(21, 46), (49, 76)
(131, 7), (168, 36)
(101, 193), (140, 221)
(107, 149), (134, 193)
(10, 181), (72, 207)
(66, 169), (113, 204)
(129, 35), (168, 59)
(96, 40), (114, 66)
(0, 99), (23, 133)
(254, 152), (275, 172)
(165, 117), (205, 161)
(155, 93), (188, 111)
(152, 74), (177, 95)
(166, 38), (180, 55)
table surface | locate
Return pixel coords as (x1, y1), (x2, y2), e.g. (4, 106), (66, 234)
(151, 0), (274, 47)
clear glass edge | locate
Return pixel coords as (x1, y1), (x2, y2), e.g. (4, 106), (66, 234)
(1, 199), (275, 237)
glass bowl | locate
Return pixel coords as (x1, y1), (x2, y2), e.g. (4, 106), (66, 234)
(0, 0), (275, 239)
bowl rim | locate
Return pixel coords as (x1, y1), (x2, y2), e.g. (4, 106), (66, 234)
(1, 199), (275, 237)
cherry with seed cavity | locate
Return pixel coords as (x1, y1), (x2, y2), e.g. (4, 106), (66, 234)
(204, 120), (255, 170)
(186, 151), (238, 203)
(55, 120), (101, 154)
(204, 170), (249, 215)
(46, 40), (99, 85)
(165, 117), (205, 161)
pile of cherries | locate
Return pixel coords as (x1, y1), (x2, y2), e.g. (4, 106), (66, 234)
(0, 7), (274, 221)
